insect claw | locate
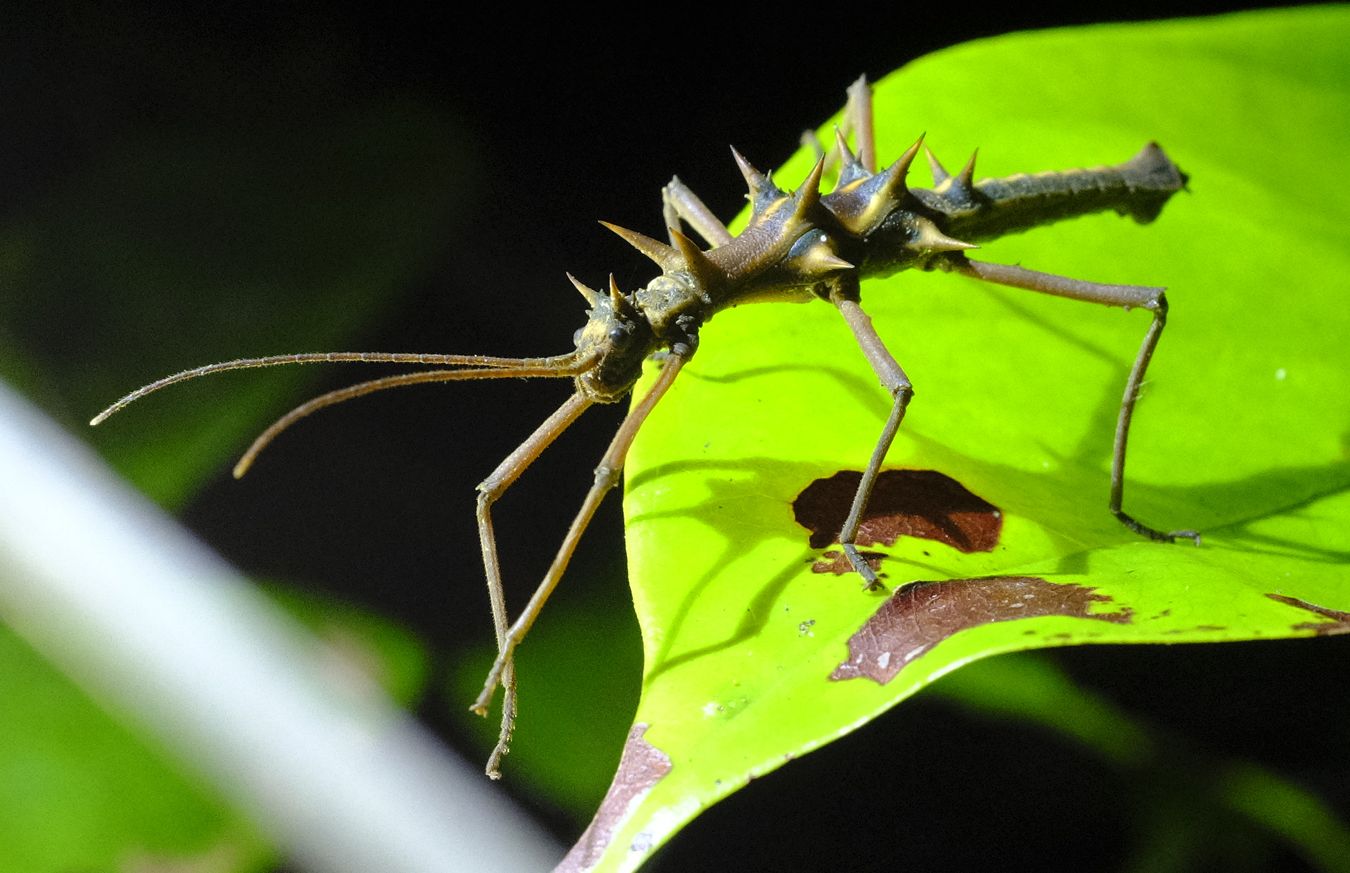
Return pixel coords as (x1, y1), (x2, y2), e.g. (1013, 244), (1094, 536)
(599, 221), (682, 272)
(668, 228), (721, 288)
(608, 274), (638, 317)
(786, 235), (854, 276)
(910, 217), (978, 253)
(834, 128), (869, 188)
(792, 158), (827, 220)
(731, 146), (785, 213)
(566, 272), (600, 306)
(876, 133), (925, 202)
(816, 252), (855, 272)
(956, 148), (979, 190)
(925, 146), (951, 185)
(932, 148), (980, 204)
(833, 127), (854, 162)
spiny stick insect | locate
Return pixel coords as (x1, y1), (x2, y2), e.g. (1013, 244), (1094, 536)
(92, 77), (1199, 778)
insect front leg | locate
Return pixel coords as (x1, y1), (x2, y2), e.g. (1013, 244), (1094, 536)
(473, 392), (593, 778)
(471, 350), (688, 774)
(830, 286), (914, 591)
(948, 257), (1201, 544)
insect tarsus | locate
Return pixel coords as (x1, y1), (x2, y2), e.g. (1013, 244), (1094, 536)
(92, 75), (1198, 779)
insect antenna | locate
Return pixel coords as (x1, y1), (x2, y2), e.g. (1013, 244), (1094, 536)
(93, 346), (597, 478)
(89, 350), (576, 427)
(232, 352), (597, 477)
(93, 338), (602, 781)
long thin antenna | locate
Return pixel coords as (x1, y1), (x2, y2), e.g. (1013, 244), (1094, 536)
(90, 351), (580, 426)
(234, 354), (599, 477)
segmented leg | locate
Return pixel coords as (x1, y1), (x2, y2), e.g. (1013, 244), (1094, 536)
(473, 391), (593, 778)
(471, 349), (689, 775)
(803, 74), (878, 175)
(825, 79), (911, 589)
(948, 257), (1200, 544)
(844, 74), (876, 173)
(831, 286), (913, 590)
(662, 177), (733, 247)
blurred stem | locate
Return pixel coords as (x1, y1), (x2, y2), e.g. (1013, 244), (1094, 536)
(0, 382), (561, 873)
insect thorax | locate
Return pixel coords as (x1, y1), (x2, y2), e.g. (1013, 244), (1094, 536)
(569, 139), (1188, 405)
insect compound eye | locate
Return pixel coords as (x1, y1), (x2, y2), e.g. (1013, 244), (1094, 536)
(607, 326), (629, 344)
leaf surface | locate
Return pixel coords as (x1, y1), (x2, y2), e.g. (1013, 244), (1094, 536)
(586, 8), (1350, 869)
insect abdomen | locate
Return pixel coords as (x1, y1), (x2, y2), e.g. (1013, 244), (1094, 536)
(927, 142), (1187, 243)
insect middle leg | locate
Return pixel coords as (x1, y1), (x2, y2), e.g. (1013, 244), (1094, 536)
(948, 256), (1200, 544)
(830, 283), (914, 590)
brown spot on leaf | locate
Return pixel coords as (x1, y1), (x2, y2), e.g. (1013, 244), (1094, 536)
(831, 576), (1134, 684)
(1266, 593), (1350, 636)
(557, 723), (672, 872)
(794, 469), (1002, 557)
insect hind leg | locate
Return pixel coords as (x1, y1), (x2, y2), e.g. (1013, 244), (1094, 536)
(1106, 292), (1201, 543)
(948, 256), (1200, 545)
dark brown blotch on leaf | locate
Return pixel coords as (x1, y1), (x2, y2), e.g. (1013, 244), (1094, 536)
(1266, 593), (1350, 636)
(831, 575), (1134, 684)
(794, 469), (1001, 560)
(558, 724), (672, 872)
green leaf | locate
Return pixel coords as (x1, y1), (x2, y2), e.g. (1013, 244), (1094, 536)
(589, 7), (1350, 869)
(0, 628), (267, 873)
(0, 588), (427, 873)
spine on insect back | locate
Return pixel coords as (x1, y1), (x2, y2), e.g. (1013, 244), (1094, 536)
(919, 142), (1188, 243)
